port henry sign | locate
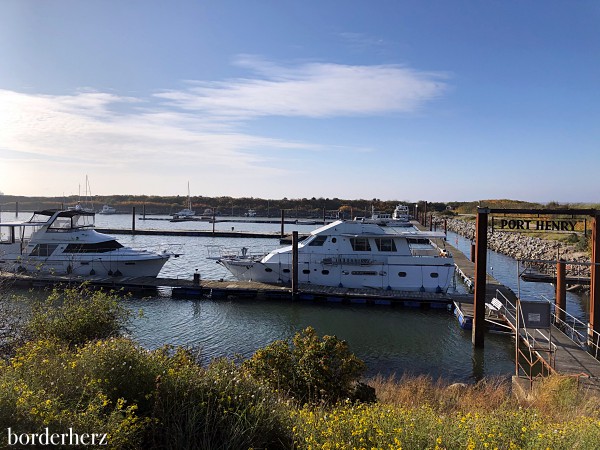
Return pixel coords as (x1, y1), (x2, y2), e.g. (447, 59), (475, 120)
(493, 218), (580, 232)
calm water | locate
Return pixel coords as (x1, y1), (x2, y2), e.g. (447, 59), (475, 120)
(2, 211), (588, 382)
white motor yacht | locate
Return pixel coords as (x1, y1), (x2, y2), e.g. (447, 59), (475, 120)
(354, 205), (412, 227)
(0, 209), (171, 277)
(98, 204), (117, 214)
(217, 220), (455, 292)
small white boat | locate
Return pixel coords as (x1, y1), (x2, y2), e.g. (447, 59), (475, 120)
(392, 204), (411, 222)
(354, 206), (412, 227)
(98, 205), (117, 214)
(0, 209), (171, 277)
(217, 219), (454, 292)
(173, 182), (195, 218)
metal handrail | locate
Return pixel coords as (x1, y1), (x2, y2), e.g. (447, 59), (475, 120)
(541, 294), (600, 360)
(495, 289), (557, 385)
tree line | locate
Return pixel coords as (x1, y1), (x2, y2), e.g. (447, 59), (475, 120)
(1, 194), (592, 218)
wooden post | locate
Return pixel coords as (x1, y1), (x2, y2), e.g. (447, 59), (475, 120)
(323, 208), (326, 225)
(590, 216), (600, 346)
(143, 203), (146, 220)
(472, 208), (489, 348)
(444, 218), (447, 239)
(470, 242), (476, 263)
(280, 210), (285, 238)
(15, 201), (19, 217)
(131, 206), (136, 234)
(292, 231), (299, 297)
(556, 259), (566, 325)
(212, 209), (216, 235)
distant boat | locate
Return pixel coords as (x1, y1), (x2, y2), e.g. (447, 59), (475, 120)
(173, 182), (195, 218)
(245, 209), (257, 217)
(68, 175), (95, 213)
(98, 204), (117, 214)
(354, 206), (412, 227)
(392, 204), (411, 222)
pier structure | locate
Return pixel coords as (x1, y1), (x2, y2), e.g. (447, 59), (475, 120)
(471, 207), (600, 348)
(461, 207), (600, 390)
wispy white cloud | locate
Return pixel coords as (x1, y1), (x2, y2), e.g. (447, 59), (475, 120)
(156, 56), (448, 119)
(0, 57), (449, 195)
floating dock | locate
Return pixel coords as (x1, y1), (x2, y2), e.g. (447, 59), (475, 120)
(0, 272), (470, 307)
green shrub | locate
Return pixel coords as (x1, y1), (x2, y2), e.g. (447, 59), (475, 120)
(243, 326), (366, 404)
(151, 357), (293, 449)
(26, 285), (130, 346)
(0, 338), (149, 449)
(0, 337), (293, 449)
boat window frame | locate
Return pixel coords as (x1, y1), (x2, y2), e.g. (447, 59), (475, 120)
(307, 235), (328, 246)
(374, 237), (397, 252)
(63, 240), (124, 254)
(350, 237), (371, 252)
(29, 243), (59, 257)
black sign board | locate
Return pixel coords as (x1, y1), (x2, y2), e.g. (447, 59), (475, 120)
(492, 217), (583, 233)
(518, 301), (551, 329)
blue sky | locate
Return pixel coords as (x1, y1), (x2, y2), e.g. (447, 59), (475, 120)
(1, 0), (599, 203)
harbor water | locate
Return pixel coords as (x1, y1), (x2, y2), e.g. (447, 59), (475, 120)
(1, 211), (590, 382)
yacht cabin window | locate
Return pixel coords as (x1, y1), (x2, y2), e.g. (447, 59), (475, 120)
(374, 238), (397, 252)
(350, 237), (371, 252)
(63, 240), (124, 253)
(308, 235), (327, 246)
(29, 243), (59, 257)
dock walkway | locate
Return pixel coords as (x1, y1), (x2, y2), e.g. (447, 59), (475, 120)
(433, 224), (600, 390)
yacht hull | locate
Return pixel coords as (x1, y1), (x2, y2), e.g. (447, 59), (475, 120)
(0, 251), (169, 277)
(219, 258), (455, 292)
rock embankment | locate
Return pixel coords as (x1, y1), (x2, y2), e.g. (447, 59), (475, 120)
(442, 218), (590, 278)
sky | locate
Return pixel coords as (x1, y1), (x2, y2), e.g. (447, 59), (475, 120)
(1, 0), (599, 203)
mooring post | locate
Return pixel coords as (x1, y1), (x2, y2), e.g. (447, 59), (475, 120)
(556, 259), (567, 325)
(131, 206), (136, 234)
(444, 218), (447, 239)
(429, 214), (433, 231)
(472, 208), (489, 348)
(280, 209), (285, 238)
(212, 209), (216, 235)
(143, 203), (146, 220)
(470, 241), (476, 263)
(292, 231), (299, 298)
(590, 215), (600, 347)
(15, 201), (19, 217)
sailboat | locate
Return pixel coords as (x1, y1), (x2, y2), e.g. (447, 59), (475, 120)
(173, 182), (195, 219)
(68, 175), (94, 213)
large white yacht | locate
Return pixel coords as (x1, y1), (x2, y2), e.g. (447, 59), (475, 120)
(0, 209), (171, 277)
(217, 220), (455, 292)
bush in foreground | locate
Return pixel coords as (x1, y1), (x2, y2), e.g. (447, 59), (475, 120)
(243, 326), (366, 404)
(2, 285), (600, 449)
(25, 285), (130, 346)
(0, 338), (293, 449)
